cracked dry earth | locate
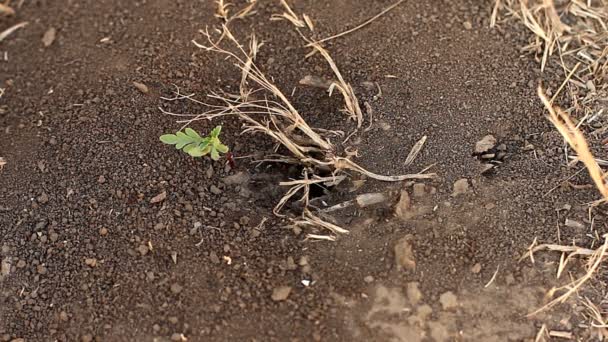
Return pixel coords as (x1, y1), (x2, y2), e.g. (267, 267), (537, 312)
(1, 0), (605, 341)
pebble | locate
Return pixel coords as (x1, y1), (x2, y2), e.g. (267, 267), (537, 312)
(49, 232), (59, 242)
(439, 291), (458, 310)
(286, 257), (297, 271)
(474, 135), (497, 154)
(59, 311), (69, 322)
(16, 260), (26, 268)
(171, 333), (186, 342)
(81, 334), (93, 342)
(84, 258), (97, 268)
(137, 245), (149, 256)
(97, 175), (106, 184)
(209, 251), (220, 264)
(210, 185), (222, 195)
(271, 286), (292, 301)
(463, 21), (472, 30)
(37, 192), (49, 204)
(133, 81), (149, 94)
(471, 263), (482, 274)
(452, 179), (469, 196)
(99, 227), (108, 236)
(364, 275), (374, 283)
(42, 27), (57, 47)
(168, 316), (178, 324)
(394, 235), (416, 271)
(37, 264), (47, 275)
(170, 283), (183, 294)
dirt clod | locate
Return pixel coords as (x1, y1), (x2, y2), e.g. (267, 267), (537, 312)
(394, 190), (413, 220)
(150, 191), (167, 204)
(84, 258), (97, 268)
(452, 179), (469, 196)
(439, 291), (458, 310)
(474, 135), (497, 154)
(271, 286), (292, 301)
(394, 235), (416, 271)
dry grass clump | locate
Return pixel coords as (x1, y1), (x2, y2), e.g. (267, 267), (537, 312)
(493, 0), (607, 121)
(161, 24), (434, 239)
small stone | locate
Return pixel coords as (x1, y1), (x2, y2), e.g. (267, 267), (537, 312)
(239, 216), (250, 226)
(439, 291), (458, 310)
(37, 264), (47, 274)
(152, 324), (161, 332)
(286, 257), (297, 270)
(271, 286), (292, 301)
(210, 185), (222, 195)
(133, 82), (149, 94)
(452, 179), (469, 196)
(463, 21), (472, 30)
(170, 283), (183, 294)
(49, 232), (59, 242)
(37, 192), (49, 204)
(150, 191), (167, 204)
(137, 245), (149, 256)
(170, 333), (186, 342)
(59, 311), (69, 322)
(480, 164), (494, 174)
(42, 27), (57, 47)
(412, 183), (426, 198)
(394, 235), (416, 271)
(364, 275), (374, 283)
(16, 260), (26, 268)
(97, 175), (106, 184)
(475, 135), (497, 154)
(81, 334), (93, 342)
(168, 316), (178, 324)
(565, 219), (584, 229)
(471, 263), (482, 274)
(146, 272), (155, 281)
(99, 227), (108, 236)
(84, 258), (97, 268)
(206, 166), (214, 179)
(209, 251), (220, 264)
(406, 282), (422, 305)
(480, 153), (495, 159)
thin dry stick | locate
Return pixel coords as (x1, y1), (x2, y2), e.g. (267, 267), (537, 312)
(528, 234), (608, 316)
(306, 0), (405, 46)
(0, 21), (28, 43)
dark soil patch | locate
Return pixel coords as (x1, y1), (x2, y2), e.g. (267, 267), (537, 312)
(1, 1), (604, 341)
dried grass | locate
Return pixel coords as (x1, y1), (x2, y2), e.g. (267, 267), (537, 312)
(494, 0), (608, 124)
(162, 25), (435, 237)
(0, 3), (14, 16)
(0, 21), (27, 43)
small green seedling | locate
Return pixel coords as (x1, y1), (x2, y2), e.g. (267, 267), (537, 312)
(160, 126), (229, 160)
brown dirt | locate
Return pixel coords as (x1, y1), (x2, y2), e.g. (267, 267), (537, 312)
(1, 0), (605, 341)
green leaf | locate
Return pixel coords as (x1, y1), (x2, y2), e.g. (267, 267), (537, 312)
(210, 147), (220, 161)
(187, 146), (205, 157)
(210, 126), (222, 138)
(175, 131), (194, 149)
(201, 145), (212, 156)
(215, 143), (229, 153)
(184, 128), (202, 141)
(160, 134), (179, 145)
(182, 143), (197, 154)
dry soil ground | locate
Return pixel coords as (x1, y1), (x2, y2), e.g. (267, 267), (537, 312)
(1, 0), (606, 341)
